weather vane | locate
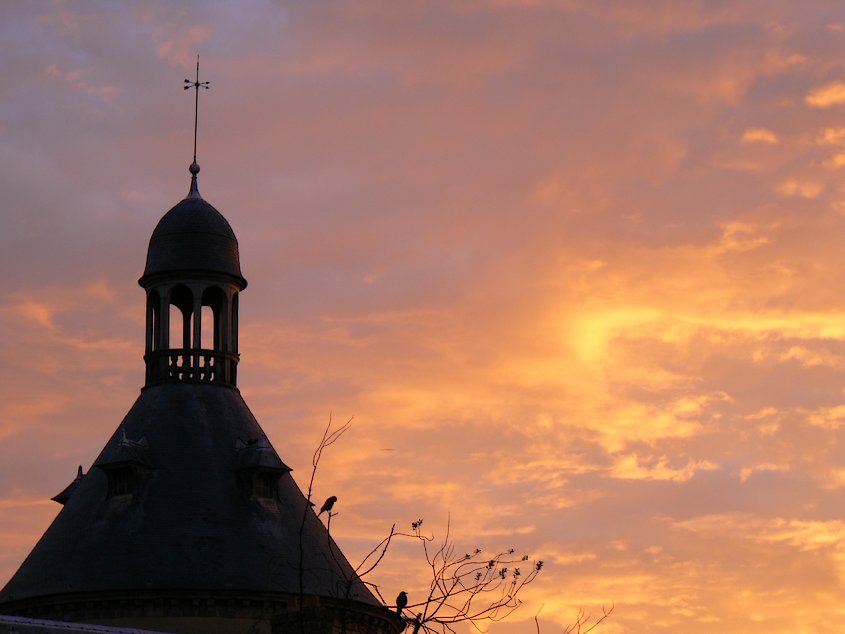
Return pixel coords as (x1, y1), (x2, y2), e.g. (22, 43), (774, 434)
(184, 55), (210, 166)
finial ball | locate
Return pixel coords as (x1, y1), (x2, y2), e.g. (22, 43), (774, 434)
(189, 162), (201, 175)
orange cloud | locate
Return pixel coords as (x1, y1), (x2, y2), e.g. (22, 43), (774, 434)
(741, 128), (779, 145)
(609, 455), (718, 482)
(776, 178), (822, 198)
(806, 81), (845, 108)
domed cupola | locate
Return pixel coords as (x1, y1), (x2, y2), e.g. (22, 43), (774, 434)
(138, 163), (246, 389)
(140, 165), (245, 284)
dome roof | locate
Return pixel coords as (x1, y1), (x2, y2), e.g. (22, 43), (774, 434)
(140, 195), (246, 287)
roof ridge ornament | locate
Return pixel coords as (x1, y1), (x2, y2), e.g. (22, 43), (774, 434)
(184, 54), (210, 200)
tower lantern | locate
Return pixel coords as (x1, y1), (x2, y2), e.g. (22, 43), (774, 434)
(141, 57), (244, 389)
(139, 163), (246, 388)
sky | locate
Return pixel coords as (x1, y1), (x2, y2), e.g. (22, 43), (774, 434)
(4, 1), (845, 632)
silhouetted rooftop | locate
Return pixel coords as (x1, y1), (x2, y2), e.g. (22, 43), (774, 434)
(0, 384), (375, 606)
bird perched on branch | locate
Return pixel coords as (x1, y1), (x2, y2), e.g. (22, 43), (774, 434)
(318, 495), (337, 515)
(395, 590), (408, 614)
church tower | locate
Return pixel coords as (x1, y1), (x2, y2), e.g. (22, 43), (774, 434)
(0, 67), (402, 634)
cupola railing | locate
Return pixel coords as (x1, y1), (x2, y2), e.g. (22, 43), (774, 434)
(145, 348), (238, 387)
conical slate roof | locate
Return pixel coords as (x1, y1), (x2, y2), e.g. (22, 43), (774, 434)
(0, 384), (375, 605)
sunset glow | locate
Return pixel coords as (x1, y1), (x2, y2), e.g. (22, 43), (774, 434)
(4, 2), (845, 632)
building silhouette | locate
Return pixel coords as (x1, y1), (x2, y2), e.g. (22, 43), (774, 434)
(0, 159), (402, 634)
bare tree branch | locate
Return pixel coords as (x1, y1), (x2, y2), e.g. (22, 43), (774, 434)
(561, 603), (615, 634)
(292, 423), (611, 634)
(392, 518), (544, 634)
(296, 414), (352, 624)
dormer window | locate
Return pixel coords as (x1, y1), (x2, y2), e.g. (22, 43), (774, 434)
(252, 471), (279, 499)
(95, 430), (153, 500)
(105, 465), (139, 497)
(236, 436), (291, 500)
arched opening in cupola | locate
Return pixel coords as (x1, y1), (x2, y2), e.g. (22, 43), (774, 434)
(168, 285), (193, 350)
(201, 285), (226, 352)
(146, 289), (161, 353)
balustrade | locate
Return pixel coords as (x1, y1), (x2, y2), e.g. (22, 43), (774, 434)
(145, 348), (238, 387)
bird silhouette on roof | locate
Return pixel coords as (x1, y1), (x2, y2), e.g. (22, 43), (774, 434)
(396, 590), (408, 614)
(318, 495), (337, 515)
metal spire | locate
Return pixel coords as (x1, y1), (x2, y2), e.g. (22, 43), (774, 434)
(184, 55), (210, 199)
